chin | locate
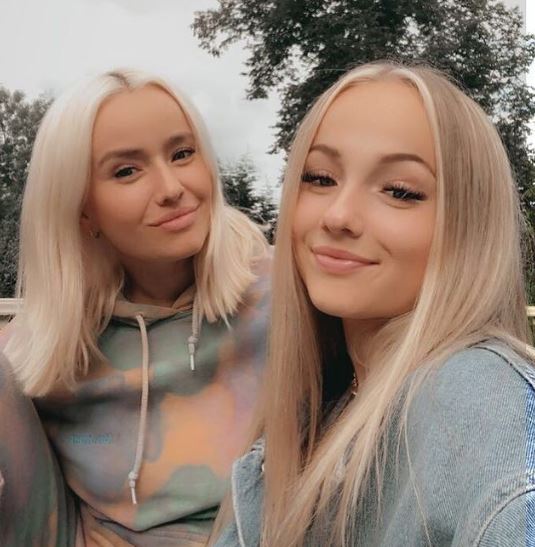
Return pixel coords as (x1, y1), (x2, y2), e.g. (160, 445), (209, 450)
(307, 290), (357, 319)
(168, 233), (209, 260)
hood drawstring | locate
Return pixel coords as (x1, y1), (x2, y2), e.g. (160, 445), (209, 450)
(128, 313), (150, 505)
(127, 296), (202, 505)
(188, 296), (200, 371)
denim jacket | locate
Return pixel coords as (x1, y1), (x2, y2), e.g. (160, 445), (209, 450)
(215, 341), (535, 546)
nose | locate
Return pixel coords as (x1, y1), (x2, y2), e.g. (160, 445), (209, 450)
(154, 161), (184, 206)
(321, 188), (364, 238)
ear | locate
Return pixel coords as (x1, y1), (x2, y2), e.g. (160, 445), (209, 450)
(80, 211), (91, 232)
(80, 210), (100, 238)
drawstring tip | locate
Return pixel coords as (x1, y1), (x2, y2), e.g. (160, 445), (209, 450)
(128, 472), (139, 505)
(187, 335), (198, 372)
(130, 486), (138, 505)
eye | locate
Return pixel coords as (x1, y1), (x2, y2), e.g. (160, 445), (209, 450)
(301, 171), (336, 187)
(384, 183), (425, 202)
(114, 166), (139, 179)
(172, 147), (195, 161)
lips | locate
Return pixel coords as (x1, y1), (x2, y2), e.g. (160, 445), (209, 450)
(311, 246), (378, 274)
(149, 206), (199, 232)
(149, 206), (199, 227)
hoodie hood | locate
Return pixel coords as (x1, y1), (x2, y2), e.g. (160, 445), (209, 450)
(111, 285), (195, 327)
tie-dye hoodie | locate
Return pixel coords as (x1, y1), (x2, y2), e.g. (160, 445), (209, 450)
(34, 259), (270, 546)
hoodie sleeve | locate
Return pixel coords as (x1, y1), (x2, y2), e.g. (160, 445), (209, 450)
(0, 352), (78, 546)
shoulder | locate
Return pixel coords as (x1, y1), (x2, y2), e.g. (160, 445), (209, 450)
(470, 488), (535, 546)
(407, 340), (535, 441)
(250, 246), (273, 287)
(414, 340), (535, 418)
(240, 248), (273, 313)
(402, 342), (535, 544)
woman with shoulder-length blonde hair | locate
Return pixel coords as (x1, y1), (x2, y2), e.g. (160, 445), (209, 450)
(214, 62), (535, 546)
(1, 68), (270, 545)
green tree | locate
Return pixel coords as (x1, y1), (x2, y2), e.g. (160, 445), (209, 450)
(194, 0), (535, 301)
(193, 0), (535, 212)
(220, 155), (278, 241)
(0, 87), (51, 296)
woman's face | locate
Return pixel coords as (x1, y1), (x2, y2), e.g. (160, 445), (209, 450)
(85, 85), (212, 267)
(293, 79), (437, 321)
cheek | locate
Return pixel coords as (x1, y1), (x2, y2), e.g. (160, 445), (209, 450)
(292, 192), (322, 242)
(190, 162), (213, 199)
(378, 208), (435, 282)
(89, 186), (148, 229)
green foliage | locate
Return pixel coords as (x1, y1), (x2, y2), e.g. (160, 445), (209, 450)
(194, 0), (535, 299)
(220, 155), (278, 242)
(0, 87), (51, 297)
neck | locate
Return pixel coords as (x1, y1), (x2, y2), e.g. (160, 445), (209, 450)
(122, 258), (194, 308)
(343, 317), (388, 383)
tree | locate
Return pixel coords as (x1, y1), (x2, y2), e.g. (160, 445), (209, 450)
(0, 87), (51, 297)
(220, 155), (278, 241)
(193, 0), (535, 214)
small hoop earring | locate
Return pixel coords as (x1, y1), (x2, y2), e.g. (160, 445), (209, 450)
(90, 228), (100, 239)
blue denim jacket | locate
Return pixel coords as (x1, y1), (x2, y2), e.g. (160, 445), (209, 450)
(215, 341), (535, 546)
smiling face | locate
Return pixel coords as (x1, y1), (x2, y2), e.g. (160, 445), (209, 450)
(292, 79), (437, 322)
(85, 84), (212, 271)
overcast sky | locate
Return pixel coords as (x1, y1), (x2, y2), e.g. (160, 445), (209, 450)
(0, 0), (533, 199)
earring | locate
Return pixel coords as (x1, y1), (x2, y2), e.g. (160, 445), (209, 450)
(89, 228), (100, 239)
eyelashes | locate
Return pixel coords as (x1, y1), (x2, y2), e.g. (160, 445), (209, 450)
(172, 147), (195, 161)
(383, 184), (426, 202)
(114, 166), (138, 179)
(301, 171), (336, 187)
(112, 147), (196, 179)
(301, 170), (426, 202)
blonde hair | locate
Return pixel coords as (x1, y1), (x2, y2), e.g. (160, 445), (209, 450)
(5, 68), (268, 397)
(260, 62), (532, 546)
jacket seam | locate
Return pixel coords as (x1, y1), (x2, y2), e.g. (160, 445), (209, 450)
(231, 466), (247, 547)
(474, 344), (535, 391)
(473, 484), (535, 546)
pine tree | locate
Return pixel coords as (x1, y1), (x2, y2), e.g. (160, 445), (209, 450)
(220, 155), (278, 242)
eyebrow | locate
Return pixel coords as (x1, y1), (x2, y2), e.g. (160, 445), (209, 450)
(96, 132), (195, 168)
(308, 143), (342, 161)
(379, 153), (435, 176)
(308, 144), (435, 176)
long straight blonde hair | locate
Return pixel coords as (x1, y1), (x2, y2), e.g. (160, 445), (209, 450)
(5, 69), (267, 397)
(260, 62), (532, 546)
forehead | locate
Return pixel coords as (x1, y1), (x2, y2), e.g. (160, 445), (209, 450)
(92, 85), (192, 151)
(312, 79), (436, 167)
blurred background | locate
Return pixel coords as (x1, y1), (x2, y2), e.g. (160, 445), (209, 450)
(0, 0), (533, 300)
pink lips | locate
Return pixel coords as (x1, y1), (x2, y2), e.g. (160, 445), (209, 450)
(149, 206), (198, 232)
(312, 246), (378, 274)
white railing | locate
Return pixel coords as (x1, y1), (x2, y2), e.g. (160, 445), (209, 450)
(0, 298), (22, 315)
(3, 299), (535, 323)
(0, 298), (22, 327)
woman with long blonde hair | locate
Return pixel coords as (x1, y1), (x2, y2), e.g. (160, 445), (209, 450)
(214, 62), (535, 546)
(1, 68), (270, 545)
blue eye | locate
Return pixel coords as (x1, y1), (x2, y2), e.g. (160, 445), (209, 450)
(172, 148), (195, 161)
(301, 171), (336, 187)
(384, 184), (425, 201)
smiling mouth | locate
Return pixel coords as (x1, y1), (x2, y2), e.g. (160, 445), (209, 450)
(312, 246), (378, 274)
(150, 206), (199, 232)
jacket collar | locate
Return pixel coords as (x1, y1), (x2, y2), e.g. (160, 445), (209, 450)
(231, 439), (265, 547)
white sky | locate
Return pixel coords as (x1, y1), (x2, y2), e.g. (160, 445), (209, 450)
(0, 0), (533, 195)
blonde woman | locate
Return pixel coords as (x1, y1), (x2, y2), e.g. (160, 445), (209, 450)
(2, 69), (270, 545)
(214, 62), (535, 546)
